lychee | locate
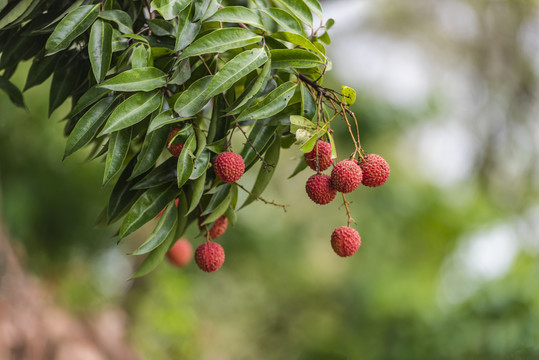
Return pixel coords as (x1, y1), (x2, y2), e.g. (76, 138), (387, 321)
(167, 127), (184, 157)
(358, 154), (390, 187)
(330, 159), (363, 193)
(198, 215), (228, 239)
(195, 241), (225, 272)
(157, 198), (179, 218)
(331, 226), (361, 257)
(166, 238), (193, 267)
(305, 174), (337, 205)
(213, 152), (245, 183)
(304, 140), (333, 171)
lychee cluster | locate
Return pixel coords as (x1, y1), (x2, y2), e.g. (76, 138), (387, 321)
(303, 139), (390, 258)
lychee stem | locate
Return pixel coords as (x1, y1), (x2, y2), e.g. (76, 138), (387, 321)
(340, 193), (356, 227)
(235, 183), (288, 212)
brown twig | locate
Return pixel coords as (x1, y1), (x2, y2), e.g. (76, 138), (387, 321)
(236, 183), (288, 212)
(340, 193), (356, 226)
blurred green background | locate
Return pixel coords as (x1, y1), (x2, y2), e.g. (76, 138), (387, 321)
(1, 1), (539, 359)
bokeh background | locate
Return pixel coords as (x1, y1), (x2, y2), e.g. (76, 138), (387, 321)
(1, 0), (539, 359)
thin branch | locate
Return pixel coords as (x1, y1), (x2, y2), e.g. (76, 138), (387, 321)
(236, 183), (288, 212)
(340, 193), (356, 227)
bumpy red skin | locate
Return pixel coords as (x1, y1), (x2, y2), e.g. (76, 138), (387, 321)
(331, 226), (361, 257)
(359, 154), (390, 187)
(198, 215), (228, 239)
(166, 238), (193, 267)
(167, 127), (184, 157)
(157, 198), (179, 218)
(304, 140), (333, 172)
(305, 174), (337, 205)
(195, 242), (225, 272)
(214, 152), (245, 183)
(331, 160), (363, 193)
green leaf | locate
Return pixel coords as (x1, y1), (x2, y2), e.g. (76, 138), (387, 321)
(177, 133), (196, 187)
(276, 0), (312, 27)
(299, 122), (329, 153)
(108, 158), (143, 223)
(130, 225), (175, 278)
(201, 184), (231, 216)
(148, 19), (176, 37)
(101, 91), (162, 134)
(0, 77), (25, 109)
(150, 0), (190, 20)
(179, 28), (262, 60)
(187, 170), (206, 215)
(89, 20), (113, 83)
(225, 206), (237, 226)
(100, 10), (133, 34)
(131, 45), (151, 68)
(131, 124), (169, 177)
(112, 29), (130, 52)
(270, 49), (323, 69)
(175, 5), (201, 51)
(120, 183), (179, 238)
(240, 122), (278, 170)
(205, 7), (266, 30)
(64, 96), (118, 158)
(300, 84), (316, 119)
(318, 31), (330, 45)
(121, 33), (149, 43)
(226, 59), (271, 116)
(328, 132), (338, 160)
(45, 5), (100, 54)
(98, 67), (167, 92)
(271, 32), (326, 60)
(303, 0), (323, 20)
(290, 114), (316, 134)
(190, 149), (210, 179)
(205, 48), (268, 100)
(288, 157), (308, 179)
(132, 157), (177, 189)
(169, 58), (191, 85)
(148, 109), (185, 133)
(0, 0), (38, 30)
(174, 192), (189, 239)
(342, 85), (356, 107)
(69, 85), (110, 118)
(49, 60), (84, 116)
(24, 52), (59, 91)
(130, 201), (178, 255)
(242, 135), (280, 208)
(174, 75), (213, 117)
(193, 0), (212, 22)
(260, 8), (303, 35)
(104, 127), (132, 185)
(237, 82), (297, 121)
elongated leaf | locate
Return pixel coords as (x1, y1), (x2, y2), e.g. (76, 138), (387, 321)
(89, 20), (113, 83)
(276, 0), (312, 26)
(240, 122), (278, 169)
(271, 32), (326, 60)
(205, 7), (266, 30)
(49, 60), (84, 116)
(148, 109), (181, 133)
(101, 91), (162, 134)
(24, 52), (59, 91)
(131, 45), (150, 68)
(175, 5), (201, 51)
(0, 77), (25, 109)
(179, 28), (261, 60)
(169, 58), (191, 85)
(132, 157), (177, 189)
(205, 48), (268, 100)
(100, 10), (133, 34)
(202, 184), (231, 216)
(148, 19), (176, 37)
(242, 135), (280, 208)
(177, 133), (195, 187)
(130, 224), (175, 278)
(193, 0), (211, 22)
(151, 0), (190, 20)
(303, 0), (323, 19)
(99, 67), (167, 92)
(190, 149), (210, 179)
(270, 49), (323, 69)
(64, 96), (118, 158)
(131, 124), (169, 177)
(104, 127), (132, 184)
(288, 157), (308, 179)
(131, 202), (178, 255)
(120, 183), (179, 238)
(260, 8), (303, 35)
(300, 84), (316, 119)
(290, 114), (316, 134)
(45, 5), (100, 53)
(174, 75), (212, 117)
(69, 85), (110, 117)
(187, 170), (206, 215)
(0, 0), (37, 30)
(237, 82), (296, 121)
(227, 59), (271, 115)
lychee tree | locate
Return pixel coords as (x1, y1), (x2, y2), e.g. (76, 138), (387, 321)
(0, 0), (389, 274)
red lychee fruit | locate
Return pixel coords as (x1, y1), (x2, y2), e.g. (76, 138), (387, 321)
(358, 154), (390, 187)
(330, 159), (363, 193)
(331, 226), (361, 257)
(167, 127), (184, 157)
(304, 140), (333, 172)
(305, 174), (337, 205)
(166, 238), (193, 267)
(214, 152), (245, 183)
(195, 241), (225, 272)
(157, 198), (179, 218)
(198, 215), (228, 239)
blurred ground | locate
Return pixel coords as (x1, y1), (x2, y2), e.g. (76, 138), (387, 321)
(1, 1), (539, 359)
